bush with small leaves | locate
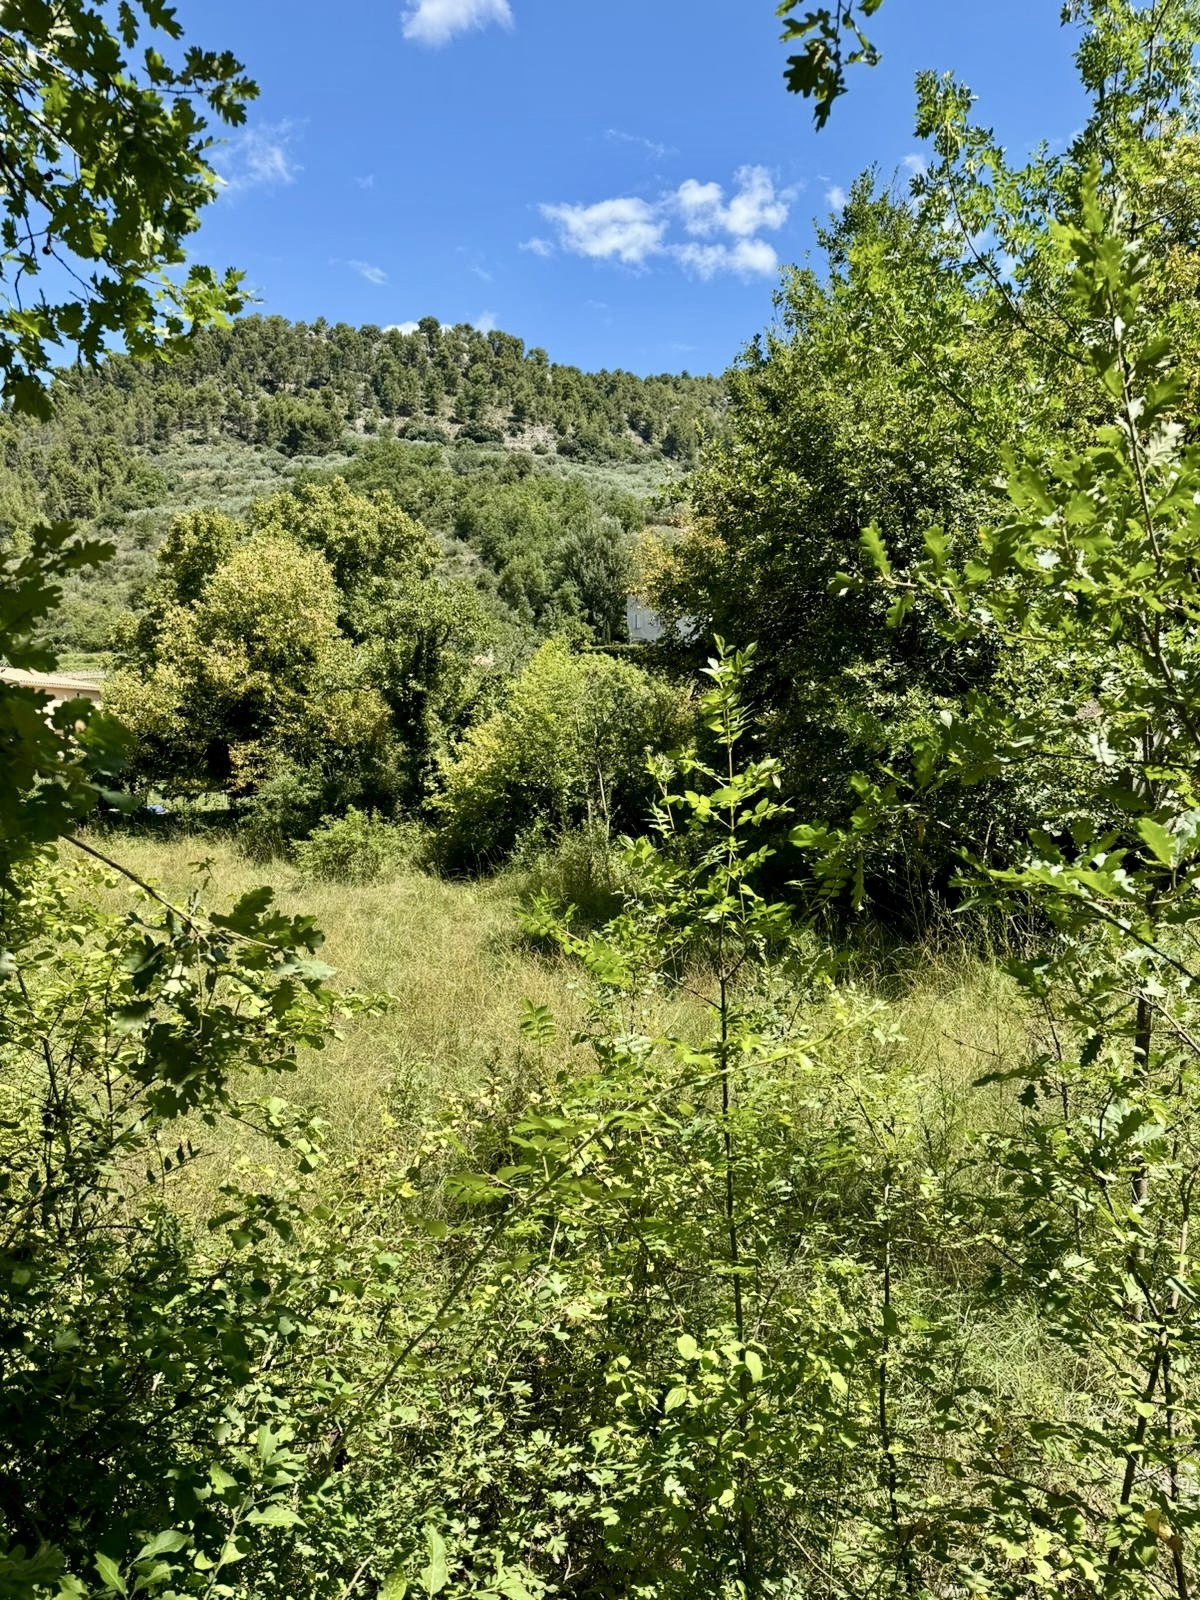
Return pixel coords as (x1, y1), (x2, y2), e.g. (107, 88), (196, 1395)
(436, 638), (688, 871)
(292, 807), (423, 885)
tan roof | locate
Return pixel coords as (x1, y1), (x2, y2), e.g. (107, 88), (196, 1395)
(1, 668), (106, 700)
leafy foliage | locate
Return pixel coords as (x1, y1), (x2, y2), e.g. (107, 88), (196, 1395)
(651, 0), (1200, 921)
(108, 480), (499, 837)
(0, 850), (376, 1599)
(14, 5), (1200, 1599)
(292, 807), (422, 885)
(310, 438), (646, 641)
(435, 638), (688, 870)
(777, 0), (885, 126)
(0, 524), (128, 877)
(0, 14), (362, 1594)
(0, 0), (256, 876)
(0, 0), (254, 418)
(2, 388), (677, 657)
(792, 145), (1200, 1600)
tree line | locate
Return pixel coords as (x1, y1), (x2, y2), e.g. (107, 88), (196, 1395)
(47, 314), (723, 463)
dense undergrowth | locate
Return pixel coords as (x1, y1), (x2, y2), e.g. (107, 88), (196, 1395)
(7, 2), (1200, 1597)
(4, 779), (1037, 1600)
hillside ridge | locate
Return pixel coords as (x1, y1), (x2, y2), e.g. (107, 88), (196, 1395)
(0, 314), (722, 658)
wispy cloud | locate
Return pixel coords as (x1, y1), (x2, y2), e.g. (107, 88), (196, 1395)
(457, 247), (495, 283)
(539, 197), (666, 267)
(216, 121), (302, 197)
(347, 259), (389, 285)
(474, 310), (498, 333)
(520, 237), (554, 258)
(902, 154), (927, 177)
(402, 0), (512, 46)
(825, 185), (847, 211)
(536, 166), (792, 279)
(386, 321), (421, 334)
(605, 127), (674, 161)
(356, 173), (376, 190)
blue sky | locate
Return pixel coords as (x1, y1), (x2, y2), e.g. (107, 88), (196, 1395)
(179, 1), (1089, 377)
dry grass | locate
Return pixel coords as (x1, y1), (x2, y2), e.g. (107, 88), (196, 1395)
(89, 835), (1033, 1216)
(101, 834), (595, 1155)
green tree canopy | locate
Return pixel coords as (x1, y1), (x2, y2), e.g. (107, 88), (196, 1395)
(247, 478), (436, 637)
(107, 532), (356, 793)
(110, 483), (504, 834)
(651, 0), (1200, 916)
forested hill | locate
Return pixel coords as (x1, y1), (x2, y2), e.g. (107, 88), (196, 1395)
(46, 314), (722, 468)
(0, 315), (722, 658)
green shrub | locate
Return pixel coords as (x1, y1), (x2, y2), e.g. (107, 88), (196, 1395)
(236, 760), (327, 861)
(435, 638), (688, 871)
(401, 420), (451, 444)
(515, 819), (632, 929)
(460, 419), (505, 444)
(0, 855), (348, 1596)
(292, 806), (420, 885)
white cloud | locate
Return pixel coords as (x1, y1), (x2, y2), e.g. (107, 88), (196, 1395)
(348, 260), (388, 285)
(674, 237), (779, 280)
(386, 321), (421, 335)
(402, 0), (512, 46)
(902, 154), (927, 177)
(676, 166), (790, 238)
(825, 185), (847, 210)
(520, 237), (554, 257)
(675, 179), (724, 235)
(357, 173), (376, 189)
(539, 196), (665, 266)
(537, 165), (791, 280)
(216, 122), (302, 197)
(474, 310), (498, 333)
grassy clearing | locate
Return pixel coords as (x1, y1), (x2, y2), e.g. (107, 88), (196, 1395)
(98, 836), (1031, 1160)
(101, 834), (590, 1154)
(891, 950), (1030, 1135)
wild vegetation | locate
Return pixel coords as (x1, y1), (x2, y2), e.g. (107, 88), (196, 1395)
(5, 2), (1200, 1599)
(6, 313), (716, 658)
